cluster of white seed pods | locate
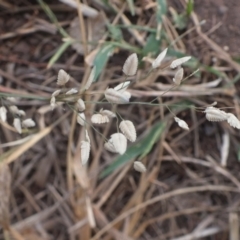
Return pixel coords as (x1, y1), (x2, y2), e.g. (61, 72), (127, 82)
(0, 104), (35, 134)
(204, 106), (240, 129)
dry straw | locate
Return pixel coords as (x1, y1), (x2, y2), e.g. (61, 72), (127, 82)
(0, 163), (11, 230)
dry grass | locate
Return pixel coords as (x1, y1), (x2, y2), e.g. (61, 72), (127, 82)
(0, 0), (240, 239)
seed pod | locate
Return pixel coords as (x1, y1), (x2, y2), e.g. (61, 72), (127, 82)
(84, 66), (95, 90)
(152, 48), (168, 69)
(9, 106), (25, 116)
(173, 68), (184, 85)
(109, 133), (127, 155)
(133, 161), (146, 173)
(81, 141), (90, 165)
(52, 89), (61, 97)
(100, 109), (116, 118)
(122, 53), (138, 76)
(77, 113), (86, 126)
(227, 113), (240, 129)
(57, 69), (70, 86)
(104, 140), (118, 153)
(174, 117), (189, 130)
(170, 56), (191, 69)
(22, 118), (35, 128)
(119, 120), (136, 142)
(91, 114), (109, 124)
(66, 88), (78, 95)
(13, 118), (22, 134)
(0, 106), (7, 122)
(204, 107), (228, 122)
(77, 98), (86, 112)
(105, 88), (131, 104)
(114, 81), (131, 92)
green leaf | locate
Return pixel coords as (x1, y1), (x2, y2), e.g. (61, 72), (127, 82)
(186, 0), (194, 16)
(142, 33), (161, 56)
(107, 24), (123, 41)
(127, 0), (135, 16)
(47, 41), (71, 69)
(93, 44), (115, 81)
(156, 0), (167, 23)
(100, 121), (166, 178)
(173, 13), (188, 30)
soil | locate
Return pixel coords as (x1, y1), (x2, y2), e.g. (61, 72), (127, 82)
(194, 0), (240, 57)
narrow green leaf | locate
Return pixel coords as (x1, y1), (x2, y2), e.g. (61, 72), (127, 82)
(107, 24), (123, 41)
(126, 0), (135, 16)
(37, 0), (69, 38)
(47, 41), (71, 69)
(156, 0), (167, 23)
(100, 121), (166, 178)
(142, 33), (161, 56)
(93, 44), (115, 81)
(186, 0), (194, 16)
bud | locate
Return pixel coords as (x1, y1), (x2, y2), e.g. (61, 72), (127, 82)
(22, 119), (36, 128)
(173, 68), (184, 85)
(13, 118), (22, 134)
(174, 117), (189, 130)
(57, 69), (70, 86)
(152, 48), (168, 69)
(122, 53), (138, 76)
(170, 56), (191, 69)
(204, 107), (228, 122)
(133, 161), (146, 173)
(227, 113), (240, 129)
(105, 88), (131, 104)
(119, 120), (136, 142)
(0, 106), (7, 122)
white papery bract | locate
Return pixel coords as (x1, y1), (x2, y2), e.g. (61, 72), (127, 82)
(66, 88), (78, 95)
(77, 98), (85, 112)
(81, 141), (90, 165)
(105, 88), (131, 104)
(91, 114), (109, 124)
(108, 133), (127, 155)
(227, 113), (240, 129)
(174, 117), (189, 130)
(13, 118), (22, 134)
(170, 56), (191, 69)
(84, 66), (96, 90)
(52, 89), (61, 97)
(100, 109), (116, 118)
(122, 53), (138, 76)
(152, 48), (168, 69)
(57, 69), (70, 86)
(173, 68), (184, 85)
(22, 118), (35, 128)
(50, 96), (56, 110)
(119, 120), (136, 142)
(133, 161), (146, 173)
(104, 140), (118, 153)
(77, 113), (86, 126)
(204, 107), (228, 122)
(114, 81), (131, 92)
(9, 106), (25, 116)
(0, 106), (7, 122)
